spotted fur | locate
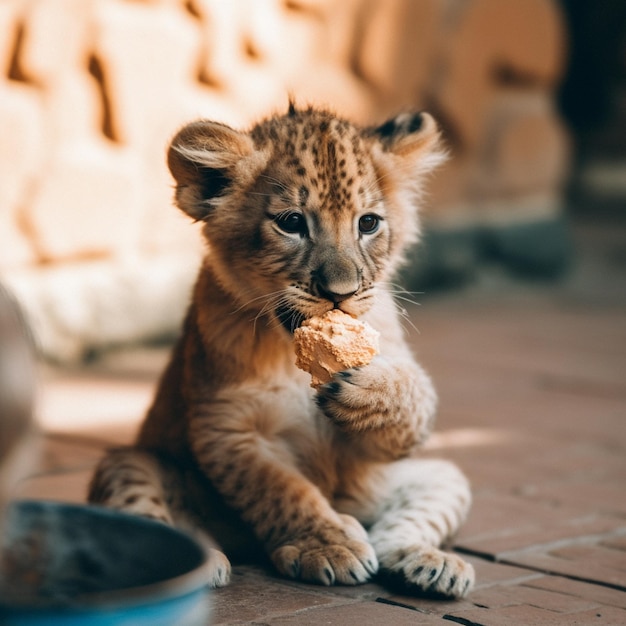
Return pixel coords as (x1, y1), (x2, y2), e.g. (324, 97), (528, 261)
(89, 104), (474, 597)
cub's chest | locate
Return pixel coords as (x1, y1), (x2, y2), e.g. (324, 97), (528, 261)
(214, 376), (333, 475)
(242, 375), (320, 437)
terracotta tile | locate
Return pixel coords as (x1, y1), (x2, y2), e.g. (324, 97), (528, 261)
(457, 493), (584, 553)
(443, 604), (566, 625)
(555, 606), (626, 625)
(469, 583), (599, 613)
(602, 535), (626, 552)
(279, 578), (387, 602)
(383, 594), (475, 618)
(524, 575), (626, 609)
(502, 548), (626, 590)
(549, 544), (626, 573)
(522, 482), (626, 517)
(209, 566), (351, 625)
(444, 602), (623, 625)
(267, 599), (444, 625)
(465, 556), (544, 589)
(13, 468), (92, 503)
(463, 457), (626, 513)
(460, 508), (625, 557)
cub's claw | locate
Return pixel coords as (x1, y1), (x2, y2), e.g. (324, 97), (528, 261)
(206, 548), (232, 588)
(270, 517), (378, 586)
(380, 545), (474, 599)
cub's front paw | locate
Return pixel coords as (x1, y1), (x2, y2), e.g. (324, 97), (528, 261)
(316, 359), (394, 430)
(270, 516), (378, 586)
(380, 545), (474, 599)
(316, 358), (436, 445)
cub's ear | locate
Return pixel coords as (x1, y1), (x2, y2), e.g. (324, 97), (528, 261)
(368, 111), (446, 174)
(167, 120), (264, 221)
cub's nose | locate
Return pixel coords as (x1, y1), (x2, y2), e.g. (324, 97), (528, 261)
(317, 283), (359, 304)
(313, 258), (361, 304)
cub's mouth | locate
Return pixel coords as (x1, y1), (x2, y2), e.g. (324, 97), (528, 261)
(275, 303), (345, 334)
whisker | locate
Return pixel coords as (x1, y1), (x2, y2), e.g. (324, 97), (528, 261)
(254, 293), (290, 320)
(400, 311), (421, 336)
(236, 288), (298, 336)
(379, 282), (424, 308)
(247, 190), (279, 199)
(380, 281), (424, 296)
(252, 295), (288, 335)
(230, 289), (287, 315)
(392, 294), (422, 307)
(372, 287), (422, 336)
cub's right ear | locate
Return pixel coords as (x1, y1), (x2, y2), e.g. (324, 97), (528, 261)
(167, 120), (265, 221)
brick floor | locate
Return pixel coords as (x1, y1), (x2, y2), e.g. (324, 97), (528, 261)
(9, 218), (626, 624)
(524, 576), (626, 609)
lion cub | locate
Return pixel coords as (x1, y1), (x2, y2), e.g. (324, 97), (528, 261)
(89, 104), (474, 597)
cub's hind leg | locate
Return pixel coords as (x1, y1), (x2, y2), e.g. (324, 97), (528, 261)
(88, 448), (231, 588)
(88, 448), (174, 523)
(337, 458), (474, 598)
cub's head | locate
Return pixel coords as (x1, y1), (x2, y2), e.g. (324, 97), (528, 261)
(168, 104), (444, 333)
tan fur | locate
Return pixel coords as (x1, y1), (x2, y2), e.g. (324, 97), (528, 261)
(89, 105), (474, 597)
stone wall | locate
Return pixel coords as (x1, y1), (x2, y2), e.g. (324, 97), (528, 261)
(0, 0), (570, 361)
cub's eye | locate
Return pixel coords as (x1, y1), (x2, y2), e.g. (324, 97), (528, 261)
(274, 211), (307, 235)
(358, 214), (381, 235)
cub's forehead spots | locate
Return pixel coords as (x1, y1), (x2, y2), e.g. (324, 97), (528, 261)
(298, 185), (309, 207)
(253, 110), (379, 213)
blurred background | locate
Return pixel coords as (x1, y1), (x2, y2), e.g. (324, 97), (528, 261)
(0, 0), (624, 362)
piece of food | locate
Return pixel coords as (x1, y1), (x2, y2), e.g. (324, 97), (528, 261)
(293, 309), (380, 387)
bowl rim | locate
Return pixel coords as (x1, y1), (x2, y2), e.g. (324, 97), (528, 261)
(1, 499), (215, 611)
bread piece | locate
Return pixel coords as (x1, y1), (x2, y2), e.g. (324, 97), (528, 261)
(293, 309), (380, 388)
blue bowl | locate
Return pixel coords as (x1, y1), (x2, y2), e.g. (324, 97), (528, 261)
(0, 500), (212, 625)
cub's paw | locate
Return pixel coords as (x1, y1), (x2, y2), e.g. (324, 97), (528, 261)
(380, 545), (474, 599)
(271, 517), (378, 586)
(317, 359), (436, 445)
(316, 360), (393, 430)
(206, 548), (232, 588)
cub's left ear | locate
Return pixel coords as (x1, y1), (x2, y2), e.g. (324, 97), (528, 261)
(167, 119), (267, 221)
(367, 112), (446, 174)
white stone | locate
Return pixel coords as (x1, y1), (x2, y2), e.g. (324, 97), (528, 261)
(4, 253), (199, 362)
